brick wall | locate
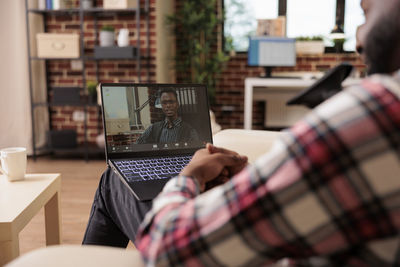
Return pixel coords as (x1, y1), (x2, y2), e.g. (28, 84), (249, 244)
(212, 53), (366, 130)
(46, 0), (156, 144)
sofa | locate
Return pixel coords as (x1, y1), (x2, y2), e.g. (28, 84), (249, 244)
(6, 129), (283, 267)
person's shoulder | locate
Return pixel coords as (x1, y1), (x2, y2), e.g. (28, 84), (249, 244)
(150, 120), (166, 130)
(361, 73), (400, 98)
(307, 73), (400, 123)
(153, 120), (164, 126)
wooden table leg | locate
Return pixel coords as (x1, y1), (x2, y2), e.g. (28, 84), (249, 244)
(0, 236), (19, 265)
(44, 191), (61, 245)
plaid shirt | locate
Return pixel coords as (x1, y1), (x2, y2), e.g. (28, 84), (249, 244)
(137, 73), (400, 266)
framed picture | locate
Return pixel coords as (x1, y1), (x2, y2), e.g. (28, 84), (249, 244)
(256, 16), (286, 37)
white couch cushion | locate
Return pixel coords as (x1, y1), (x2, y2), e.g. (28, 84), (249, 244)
(213, 129), (283, 164)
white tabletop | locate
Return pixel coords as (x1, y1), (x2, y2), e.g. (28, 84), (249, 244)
(0, 173), (60, 223)
(245, 77), (316, 88)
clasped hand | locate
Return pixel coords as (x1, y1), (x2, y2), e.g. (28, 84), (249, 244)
(180, 143), (248, 192)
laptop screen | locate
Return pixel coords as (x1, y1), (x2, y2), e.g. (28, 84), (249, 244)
(101, 83), (212, 155)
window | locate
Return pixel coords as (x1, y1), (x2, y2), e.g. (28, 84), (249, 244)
(224, 0), (278, 52)
(224, 0), (365, 52)
(344, 0), (364, 51)
(287, 0), (335, 42)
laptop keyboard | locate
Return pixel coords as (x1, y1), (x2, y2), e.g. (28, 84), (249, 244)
(114, 155), (193, 182)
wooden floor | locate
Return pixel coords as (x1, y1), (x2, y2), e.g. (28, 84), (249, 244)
(19, 156), (135, 257)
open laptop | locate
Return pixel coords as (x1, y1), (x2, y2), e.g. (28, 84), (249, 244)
(100, 83), (213, 201)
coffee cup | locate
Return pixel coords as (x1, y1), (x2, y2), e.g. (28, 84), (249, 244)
(0, 147), (27, 181)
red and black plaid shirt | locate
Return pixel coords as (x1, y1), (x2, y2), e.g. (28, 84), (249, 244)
(137, 73), (400, 266)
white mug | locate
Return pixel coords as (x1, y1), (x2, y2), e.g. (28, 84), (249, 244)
(0, 147), (27, 181)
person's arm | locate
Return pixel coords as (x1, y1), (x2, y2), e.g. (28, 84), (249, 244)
(137, 80), (400, 266)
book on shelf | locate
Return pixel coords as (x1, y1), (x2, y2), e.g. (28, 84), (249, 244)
(38, 0), (46, 9)
(53, 0), (61, 9)
(46, 0), (52, 9)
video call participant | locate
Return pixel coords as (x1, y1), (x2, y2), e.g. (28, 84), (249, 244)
(136, 88), (199, 144)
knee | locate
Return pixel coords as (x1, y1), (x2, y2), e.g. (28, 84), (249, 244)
(95, 167), (114, 200)
(100, 167), (119, 188)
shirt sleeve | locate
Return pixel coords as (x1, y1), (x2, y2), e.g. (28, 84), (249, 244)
(136, 79), (400, 266)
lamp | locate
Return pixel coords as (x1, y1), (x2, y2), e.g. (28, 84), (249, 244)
(330, 23), (345, 40)
(154, 97), (162, 108)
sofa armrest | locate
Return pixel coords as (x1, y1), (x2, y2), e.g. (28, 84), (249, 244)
(5, 245), (143, 267)
(213, 129), (283, 164)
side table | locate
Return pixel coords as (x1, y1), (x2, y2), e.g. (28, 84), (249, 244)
(0, 173), (61, 265)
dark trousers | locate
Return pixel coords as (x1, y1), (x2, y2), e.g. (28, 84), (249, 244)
(82, 167), (152, 247)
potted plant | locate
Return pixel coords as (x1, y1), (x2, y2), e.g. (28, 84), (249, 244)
(295, 36), (325, 55)
(86, 81), (98, 104)
(99, 25), (115, 47)
(332, 38), (346, 53)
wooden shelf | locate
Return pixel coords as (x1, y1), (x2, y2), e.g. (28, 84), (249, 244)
(28, 8), (80, 14)
(27, 7), (141, 14)
(25, 0), (149, 160)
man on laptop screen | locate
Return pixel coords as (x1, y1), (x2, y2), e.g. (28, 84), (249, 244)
(136, 88), (199, 144)
(102, 84), (207, 155)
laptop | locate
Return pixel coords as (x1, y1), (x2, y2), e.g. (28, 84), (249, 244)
(100, 83), (213, 201)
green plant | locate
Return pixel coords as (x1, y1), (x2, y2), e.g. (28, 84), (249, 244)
(86, 81), (97, 96)
(101, 25), (114, 32)
(166, 0), (229, 104)
(333, 38), (346, 45)
(296, 36), (324, 41)
(332, 38), (346, 52)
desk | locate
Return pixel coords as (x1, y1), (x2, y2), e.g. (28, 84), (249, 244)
(0, 173), (61, 265)
(244, 77), (361, 129)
